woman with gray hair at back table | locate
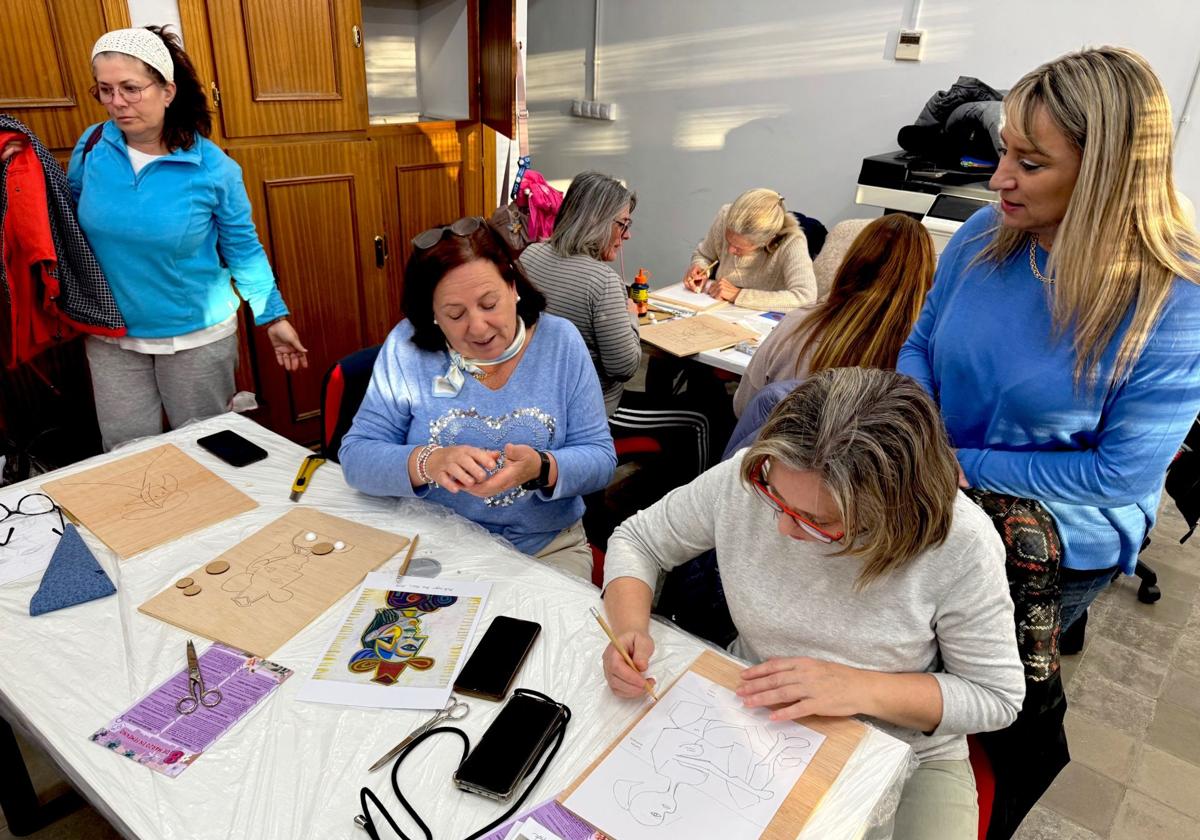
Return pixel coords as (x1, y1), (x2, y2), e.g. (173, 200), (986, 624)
(600, 367), (1023, 840)
(519, 171), (640, 416)
(684, 188), (818, 310)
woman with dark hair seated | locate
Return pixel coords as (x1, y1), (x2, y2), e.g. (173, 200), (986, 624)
(339, 217), (616, 579)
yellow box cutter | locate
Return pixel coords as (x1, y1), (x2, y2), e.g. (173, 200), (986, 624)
(290, 453), (326, 502)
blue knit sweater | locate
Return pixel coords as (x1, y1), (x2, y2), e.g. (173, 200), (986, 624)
(898, 208), (1200, 573)
(339, 315), (616, 554)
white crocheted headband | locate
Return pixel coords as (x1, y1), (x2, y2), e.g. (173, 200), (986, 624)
(91, 28), (174, 83)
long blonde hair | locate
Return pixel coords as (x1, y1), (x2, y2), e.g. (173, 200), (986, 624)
(978, 46), (1200, 387)
(740, 367), (959, 587)
(726, 188), (801, 254)
(794, 214), (935, 375)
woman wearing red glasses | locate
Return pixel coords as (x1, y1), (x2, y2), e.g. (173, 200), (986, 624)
(599, 367), (1024, 839)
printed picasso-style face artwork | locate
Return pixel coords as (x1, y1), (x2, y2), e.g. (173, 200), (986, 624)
(349, 591), (458, 685)
(220, 528), (354, 607)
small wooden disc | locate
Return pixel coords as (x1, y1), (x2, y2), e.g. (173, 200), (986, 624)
(205, 560), (230, 575)
(175, 577), (194, 589)
(182, 585), (202, 596)
(311, 542), (334, 555)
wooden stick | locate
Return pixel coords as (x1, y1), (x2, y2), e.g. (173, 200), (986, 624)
(398, 534), (419, 576)
(589, 606), (658, 701)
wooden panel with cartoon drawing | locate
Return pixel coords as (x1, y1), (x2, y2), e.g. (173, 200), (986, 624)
(138, 509), (410, 657)
(42, 445), (258, 560)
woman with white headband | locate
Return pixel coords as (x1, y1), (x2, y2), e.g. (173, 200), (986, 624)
(68, 26), (308, 451)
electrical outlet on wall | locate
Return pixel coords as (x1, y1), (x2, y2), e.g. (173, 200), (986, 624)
(571, 99), (618, 121)
(895, 29), (925, 61)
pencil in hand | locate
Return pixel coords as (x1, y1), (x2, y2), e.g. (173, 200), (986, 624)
(590, 606), (659, 701)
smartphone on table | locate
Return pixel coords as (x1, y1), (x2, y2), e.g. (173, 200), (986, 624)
(452, 616), (541, 701)
(453, 689), (568, 801)
(196, 430), (268, 467)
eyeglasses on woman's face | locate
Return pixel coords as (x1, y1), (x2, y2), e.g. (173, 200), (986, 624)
(748, 461), (845, 543)
(614, 216), (633, 235)
(90, 81), (157, 104)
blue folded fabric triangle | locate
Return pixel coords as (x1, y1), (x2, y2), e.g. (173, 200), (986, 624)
(29, 523), (116, 616)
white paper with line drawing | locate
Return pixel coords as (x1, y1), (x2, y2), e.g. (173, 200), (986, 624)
(564, 671), (824, 839)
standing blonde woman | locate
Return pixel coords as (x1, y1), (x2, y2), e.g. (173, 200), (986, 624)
(683, 188), (817, 310)
(899, 46), (1200, 835)
(601, 368), (1023, 840)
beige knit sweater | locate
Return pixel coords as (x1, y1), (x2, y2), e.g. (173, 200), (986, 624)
(689, 204), (817, 311)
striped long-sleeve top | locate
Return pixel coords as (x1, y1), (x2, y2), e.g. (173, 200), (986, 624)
(519, 242), (641, 415)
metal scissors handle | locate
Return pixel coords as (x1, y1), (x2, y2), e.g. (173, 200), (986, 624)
(368, 695), (470, 772)
(176, 640), (223, 715)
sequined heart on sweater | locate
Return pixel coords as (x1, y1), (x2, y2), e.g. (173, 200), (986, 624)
(428, 407), (557, 507)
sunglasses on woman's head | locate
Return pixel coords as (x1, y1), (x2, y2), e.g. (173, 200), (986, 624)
(748, 460), (844, 543)
(411, 216), (486, 250)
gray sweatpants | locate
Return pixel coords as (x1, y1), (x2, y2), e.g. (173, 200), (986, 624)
(85, 335), (239, 451)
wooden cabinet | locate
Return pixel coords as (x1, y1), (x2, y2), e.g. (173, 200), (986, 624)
(229, 140), (390, 442)
(178, 0), (514, 444)
(0, 0), (129, 156)
(205, 0), (369, 138)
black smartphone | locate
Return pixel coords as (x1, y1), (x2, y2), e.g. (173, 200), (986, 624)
(453, 616), (541, 701)
(453, 690), (568, 801)
(196, 430), (268, 467)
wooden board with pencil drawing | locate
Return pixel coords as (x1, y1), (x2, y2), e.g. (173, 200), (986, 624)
(639, 314), (758, 357)
(138, 509), (410, 657)
(559, 650), (867, 839)
(42, 444), (258, 560)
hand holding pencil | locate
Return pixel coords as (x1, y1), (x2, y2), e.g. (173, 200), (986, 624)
(592, 606), (658, 701)
(682, 259), (718, 293)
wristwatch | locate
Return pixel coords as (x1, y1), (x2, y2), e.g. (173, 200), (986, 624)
(521, 450), (552, 491)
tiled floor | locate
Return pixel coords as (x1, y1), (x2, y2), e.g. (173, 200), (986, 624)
(4, 499), (1199, 839)
(1014, 500), (1200, 840)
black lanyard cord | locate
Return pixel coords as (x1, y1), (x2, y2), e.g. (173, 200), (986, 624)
(357, 692), (572, 840)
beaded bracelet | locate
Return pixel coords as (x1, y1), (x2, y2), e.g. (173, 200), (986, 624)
(416, 443), (441, 487)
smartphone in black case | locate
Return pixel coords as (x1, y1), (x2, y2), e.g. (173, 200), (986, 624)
(196, 430), (268, 467)
(453, 690), (568, 801)
(453, 616), (541, 701)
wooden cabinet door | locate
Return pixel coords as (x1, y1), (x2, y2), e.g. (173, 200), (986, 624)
(0, 0), (129, 154)
(478, 0), (516, 138)
(205, 0), (367, 139)
(231, 140), (389, 444)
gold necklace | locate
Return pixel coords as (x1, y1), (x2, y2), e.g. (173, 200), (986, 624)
(1028, 236), (1053, 284)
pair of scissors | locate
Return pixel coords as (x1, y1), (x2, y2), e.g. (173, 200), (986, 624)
(176, 640), (222, 715)
(368, 695), (470, 772)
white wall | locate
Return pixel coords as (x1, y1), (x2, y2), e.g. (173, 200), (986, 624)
(418, 0), (470, 120)
(363, 0), (423, 119)
(526, 0), (1200, 285)
(127, 0), (181, 38)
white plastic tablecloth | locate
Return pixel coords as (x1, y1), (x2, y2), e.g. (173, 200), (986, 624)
(0, 413), (914, 839)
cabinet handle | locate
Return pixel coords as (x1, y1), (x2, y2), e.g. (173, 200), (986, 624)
(374, 235), (388, 268)
(352, 25), (362, 48)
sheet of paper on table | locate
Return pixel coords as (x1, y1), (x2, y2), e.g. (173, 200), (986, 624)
(297, 572), (490, 709)
(89, 642), (291, 778)
(639, 314), (759, 357)
(563, 671), (824, 840)
(648, 282), (730, 313)
(0, 489), (63, 586)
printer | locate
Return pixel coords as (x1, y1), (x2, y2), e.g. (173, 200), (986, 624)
(856, 151), (995, 255)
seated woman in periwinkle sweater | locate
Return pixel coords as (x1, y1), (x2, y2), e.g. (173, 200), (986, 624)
(339, 217), (617, 580)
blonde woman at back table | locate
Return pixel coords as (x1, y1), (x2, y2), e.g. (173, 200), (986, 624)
(684, 188), (817, 310)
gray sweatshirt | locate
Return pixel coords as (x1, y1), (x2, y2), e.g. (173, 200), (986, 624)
(604, 453), (1025, 763)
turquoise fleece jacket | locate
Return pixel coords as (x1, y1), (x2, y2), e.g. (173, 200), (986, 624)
(68, 121), (287, 337)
